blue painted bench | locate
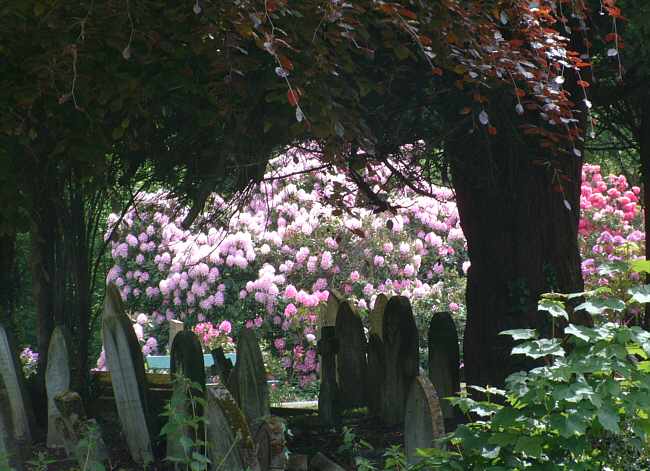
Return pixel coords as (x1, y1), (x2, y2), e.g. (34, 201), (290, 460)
(146, 353), (236, 370)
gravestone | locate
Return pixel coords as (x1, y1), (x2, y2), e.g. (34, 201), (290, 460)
(0, 324), (34, 448)
(53, 390), (108, 467)
(317, 326), (339, 427)
(427, 312), (460, 425)
(0, 375), (23, 471)
(229, 328), (270, 424)
(310, 452), (346, 471)
(167, 330), (206, 466)
(211, 347), (234, 385)
(369, 294), (388, 339)
(168, 319), (184, 352)
(319, 290), (342, 336)
(101, 283), (154, 464)
(335, 301), (367, 408)
(251, 416), (287, 471)
(46, 326), (71, 448)
(367, 295), (388, 417)
(404, 376), (445, 465)
(205, 384), (260, 471)
(381, 296), (419, 425)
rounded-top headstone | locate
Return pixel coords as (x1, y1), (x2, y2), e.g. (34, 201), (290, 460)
(46, 326), (72, 448)
(0, 324), (34, 447)
(101, 283), (154, 464)
(206, 384), (260, 471)
(381, 296), (419, 425)
(321, 289), (342, 331)
(404, 376), (445, 465)
(170, 330), (206, 389)
(427, 312), (460, 423)
(0, 374), (23, 471)
(370, 293), (389, 340)
(232, 327), (270, 424)
(335, 300), (367, 408)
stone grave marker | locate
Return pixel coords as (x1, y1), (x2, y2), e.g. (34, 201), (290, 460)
(206, 384), (260, 471)
(381, 296), (419, 425)
(319, 289), (342, 337)
(167, 330), (206, 466)
(367, 294), (388, 417)
(102, 283), (154, 464)
(369, 293), (388, 339)
(211, 347), (234, 385)
(404, 376), (445, 465)
(317, 326), (339, 427)
(428, 312), (460, 425)
(0, 375), (23, 471)
(46, 326), (71, 448)
(230, 327), (270, 424)
(251, 416), (287, 471)
(54, 390), (108, 467)
(168, 319), (184, 352)
(0, 324), (34, 448)
(335, 301), (367, 408)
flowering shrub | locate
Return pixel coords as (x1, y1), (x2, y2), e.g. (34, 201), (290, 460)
(103, 148), (468, 387)
(193, 320), (235, 352)
(579, 164), (644, 288)
(19, 347), (39, 379)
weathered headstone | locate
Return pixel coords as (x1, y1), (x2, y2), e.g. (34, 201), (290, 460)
(0, 375), (23, 471)
(211, 347), (234, 385)
(205, 384), (260, 471)
(428, 312), (460, 426)
(229, 328), (270, 424)
(369, 294), (388, 339)
(0, 324), (34, 448)
(46, 326), (71, 448)
(335, 301), (367, 408)
(167, 330), (206, 466)
(367, 295), (388, 417)
(101, 283), (154, 464)
(317, 326), (339, 427)
(319, 290), (342, 337)
(404, 376), (445, 465)
(381, 296), (419, 425)
(251, 416), (287, 471)
(287, 454), (308, 471)
(310, 452), (346, 471)
(168, 319), (184, 352)
(53, 390), (108, 467)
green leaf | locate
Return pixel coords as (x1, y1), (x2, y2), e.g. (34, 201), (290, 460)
(538, 299), (568, 320)
(630, 259), (650, 274)
(514, 435), (543, 458)
(597, 404), (620, 433)
(564, 324), (595, 342)
(512, 339), (565, 359)
(500, 329), (538, 340)
(629, 285), (650, 304)
(575, 297), (625, 315)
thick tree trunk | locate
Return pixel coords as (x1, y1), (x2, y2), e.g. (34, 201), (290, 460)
(640, 95), (650, 328)
(0, 230), (17, 334)
(448, 109), (586, 388)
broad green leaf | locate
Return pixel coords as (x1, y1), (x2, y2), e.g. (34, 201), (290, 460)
(564, 324), (595, 342)
(597, 404), (620, 433)
(630, 259), (650, 274)
(500, 329), (538, 340)
(629, 285), (650, 304)
(514, 436), (543, 458)
(538, 299), (568, 320)
(575, 298), (625, 315)
(512, 339), (565, 359)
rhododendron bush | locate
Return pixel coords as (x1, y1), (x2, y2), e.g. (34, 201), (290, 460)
(579, 164), (645, 287)
(99, 153), (646, 392)
(100, 148), (469, 389)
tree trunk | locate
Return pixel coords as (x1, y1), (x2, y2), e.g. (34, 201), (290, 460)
(448, 108), (587, 388)
(640, 94), (650, 328)
(0, 230), (17, 335)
